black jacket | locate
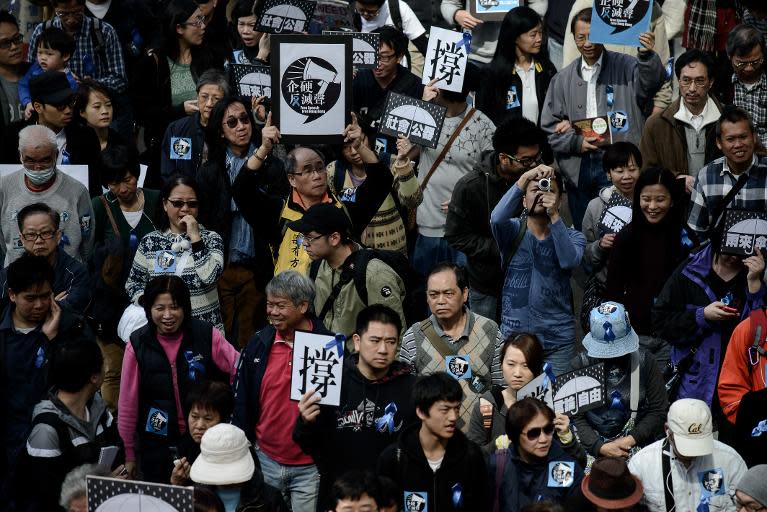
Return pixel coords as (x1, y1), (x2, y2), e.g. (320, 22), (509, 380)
(378, 422), (488, 512)
(293, 355), (417, 509)
(445, 151), (514, 297)
(161, 112), (206, 182)
(734, 387), (767, 467)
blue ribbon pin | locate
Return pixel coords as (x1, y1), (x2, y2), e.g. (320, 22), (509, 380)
(752, 419), (767, 437)
(34, 346), (45, 369)
(609, 390), (624, 411)
(451, 483), (463, 508)
(184, 350), (206, 381)
(603, 321), (616, 341)
(325, 334), (345, 358)
(375, 402), (398, 433)
(542, 362), (557, 390)
(457, 31), (472, 53)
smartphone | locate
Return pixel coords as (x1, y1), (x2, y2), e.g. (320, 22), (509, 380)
(722, 306), (739, 314)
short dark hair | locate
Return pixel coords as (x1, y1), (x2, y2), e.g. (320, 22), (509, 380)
(570, 7), (591, 33)
(193, 487), (225, 512)
(506, 397), (555, 446)
(500, 333), (544, 376)
(412, 372), (463, 415)
(185, 380), (235, 421)
(231, 0), (256, 21)
(142, 275), (193, 333)
(75, 78), (112, 115)
(0, 11), (20, 29)
(377, 476), (398, 511)
(674, 49), (715, 79)
(727, 24), (766, 58)
(356, 0), (386, 7)
(602, 141), (643, 173)
(98, 144), (140, 188)
(49, 341), (103, 393)
(427, 262), (468, 290)
(17, 202), (60, 232)
(329, 470), (382, 509)
(51, 0), (85, 7)
(716, 104), (756, 138)
(156, 175), (202, 231)
(37, 26), (75, 57)
(7, 255), (54, 293)
(493, 117), (544, 157)
(355, 304), (402, 337)
(374, 25), (408, 58)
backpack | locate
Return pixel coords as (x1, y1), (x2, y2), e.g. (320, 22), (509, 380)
(352, 0), (403, 31)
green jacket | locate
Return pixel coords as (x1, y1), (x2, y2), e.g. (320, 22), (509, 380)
(91, 188), (160, 246)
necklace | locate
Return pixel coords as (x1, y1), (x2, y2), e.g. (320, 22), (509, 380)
(120, 189), (144, 212)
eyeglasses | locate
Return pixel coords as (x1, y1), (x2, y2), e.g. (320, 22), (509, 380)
(522, 423), (555, 441)
(298, 233), (326, 245)
(503, 152), (543, 168)
(224, 113), (251, 129)
(291, 166), (327, 177)
(0, 33), (23, 50)
(733, 57), (764, 71)
(166, 199), (199, 209)
(21, 230), (57, 241)
(355, 6), (380, 18)
(55, 8), (83, 19)
(182, 15), (206, 28)
(21, 156), (55, 169)
(731, 493), (766, 511)
(378, 52), (398, 64)
(679, 77), (709, 89)
(50, 96), (77, 111)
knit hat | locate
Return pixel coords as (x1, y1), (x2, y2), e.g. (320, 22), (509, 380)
(736, 464), (767, 508)
(582, 302), (639, 359)
(190, 424), (255, 485)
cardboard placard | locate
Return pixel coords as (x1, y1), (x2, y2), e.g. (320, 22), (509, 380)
(86, 476), (193, 511)
(323, 31), (380, 69)
(721, 209), (767, 257)
(272, 35), (352, 144)
(468, 0), (522, 21)
(573, 115), (612, 147)
(312, 0), (355, 31)
(256, 0), (317, 34)
(551, 362), (606, 415)
(422, 27), (469, 93)
(598, 191), (633, 235)
(290, 330), (343, 406)
(230, 63), (272, 98)
(588, 0), (654, 47)
(517, 372), (555, 408)
(378, 92), (447, 149)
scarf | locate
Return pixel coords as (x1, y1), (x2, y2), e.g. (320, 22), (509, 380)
(685, 0), (717, 52)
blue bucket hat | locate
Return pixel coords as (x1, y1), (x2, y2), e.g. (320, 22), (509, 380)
(582, 302), (639, 359)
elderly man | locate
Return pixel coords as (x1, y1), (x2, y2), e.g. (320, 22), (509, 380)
(0, 125), (94, 265)
(0, 12), (30, 131)
(733, 465), (767, 510)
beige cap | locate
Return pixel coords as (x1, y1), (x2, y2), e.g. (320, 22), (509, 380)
(667, 399), (713, 457)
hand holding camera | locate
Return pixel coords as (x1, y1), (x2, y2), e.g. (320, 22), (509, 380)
(518, 164), (554, 192)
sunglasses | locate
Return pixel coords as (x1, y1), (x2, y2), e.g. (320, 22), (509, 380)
(167, 199), (199, 209)
(225, 113), (251, 129)
(0, 33), (23, 50)
(523, 423), (555, 441)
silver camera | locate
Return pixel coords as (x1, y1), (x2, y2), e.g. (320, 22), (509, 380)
(538, 177), (551, 192)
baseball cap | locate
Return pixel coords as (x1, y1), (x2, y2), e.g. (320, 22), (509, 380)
(29, 71), (74, 106)
(287, 203), (350, 236)
(667, 398), (713, 457)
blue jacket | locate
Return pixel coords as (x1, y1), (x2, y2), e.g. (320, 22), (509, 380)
(18, 62), (78, 107)
(653, 243), (766, 405)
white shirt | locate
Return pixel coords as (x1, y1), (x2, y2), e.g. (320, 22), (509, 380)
(674, 96), (720, 133)
(85, 0), (111, 19)
(581, 54), (603, 119)
(515, 61), (538, 124)
(628, 438), (747, 512)
(360, 0), (426, 40)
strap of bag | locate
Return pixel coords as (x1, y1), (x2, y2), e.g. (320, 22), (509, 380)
(100, 196), (122, 238)
(661, 438), (675, 512)
(318, 265), (355, 321)
(420, 108), (477, 192)
(388, 0), (403, 31)
(708, 172), (750, 236)
(629, 351), (640, 421)
(502, 218), (528, 270)
(420, 319), (458, 359)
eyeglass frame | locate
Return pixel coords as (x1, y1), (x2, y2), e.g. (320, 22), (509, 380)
(679, 76), (710, 89)
(166, 199), (199, 209)
(21, 229), (58, 242)
(732, 57), (764, 71)
(502, 152), (543, 169)
(299, 233), (327, 245)
(55, 7), (84, 19)
(224, 113), (251, 129)
(354, 3), (381, 18)
(290, 166), (327, 178)
(181, 15), (206, 28)
(521, 423), (555, 441)
(0, 33), (23, 50)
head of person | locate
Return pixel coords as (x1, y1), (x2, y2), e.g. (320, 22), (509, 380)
(264, 270), (315, 334)
(194, 0), (217, 24)
(742, 0), (767, 18)
(232, 0), (261, 48)
(190, 424), (256, 487)
(494, 6), (544, 66)
(501, 333), (544, 392)
(494, 117), (545, 181)
(734, 465), (767, 512)
(353, 304), (402, 379)
(716, 105), (757, 171)
(522, 171), (565, 219)
(164, 0), (206, 57)
(142, 275), (193, 336)
(59, 464), (111, 512)
(193, 487), (225, 512)
(435, 79), (472, 107)
(196, 70), (229, 126)
(665, 399), (713, 464)
(185, 380), (234, 444)
(355, 0), (385, 21)
(205, 97), (251, 158)
(285, 146), (329, 202)
(157, 174), (202, 232)
(373, 26), (407, 81)
(581, 457), (644, 512)
(727, 24), (765, 84)
(602, 142), (642, 199)
(675, 49), (715, 113)
(582, 302), (639, 360)
(413, 372), (463, 441)
(29, 71), (76, 129)
(377, 476), (400, 512)
(571, 8), (603, 65)
(18, 125), (59, 186)
(632, 166), (679, 227)
(7, 255), (54, 325)
(17, 203), (62, 260)
(49, 340), (104, 395)
(426, 262), (469, 324)
(36, 26), (74, 72)
(340, 130), (373, 168)
(0, 12), (23, 69)
(98, 144), (141, 205)
(287, 203), (351, 261)
(507, 397), (556, 461)
(51, 0), (86, 33)
(75, 79), (113, 131)
(330, 470), (382, 512)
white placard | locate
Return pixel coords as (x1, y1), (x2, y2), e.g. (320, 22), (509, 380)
(290, 330), (343, 406)
(422, 27), (469, 93)
(0, 164), (147, 193)
(517, 372), (554, 408)
(86, 476), (193, 511)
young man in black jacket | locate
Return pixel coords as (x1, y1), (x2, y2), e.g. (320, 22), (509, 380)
(378, 372), (487, 511)
(295, 305), (417, 510)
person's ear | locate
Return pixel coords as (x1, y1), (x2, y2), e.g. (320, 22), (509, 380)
(416, 406), (427, 422)
(32, 101), (44, 115)
(352, 333), (361, 352)
(62, 52), (71, 63)
(715, 137), (723, 152)
(297, 301), (309, 316)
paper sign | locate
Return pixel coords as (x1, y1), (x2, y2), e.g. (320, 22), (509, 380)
(312, 0), (354, 31)
(551, 362), (606, 415)
(589, 0), (654, 47)
(422, 27), (469, 93)
(290, 330), (343, 406)
(379, 92), (447, 149)
(86, 476), (193, 511)
(323, 31), (380, 69)
(518, 372), (555, 408)
(468, 0), (521, 21)
(256, 0), (317, 34)
(573, 115), (612, 147)
(98, 445), (119, 469)
(230, 63), (272, 98)
(721, 209), (767, 257)
(598, 191), (632, 235)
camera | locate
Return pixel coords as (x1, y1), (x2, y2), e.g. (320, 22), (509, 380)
(538, 177), (551, 192)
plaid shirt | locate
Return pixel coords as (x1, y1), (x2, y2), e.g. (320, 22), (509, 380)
(688, 154), (767, 236)
(28, 16), (127, 93)
(733, 72), (767, 147)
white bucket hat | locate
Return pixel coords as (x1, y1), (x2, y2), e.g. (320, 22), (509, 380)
(190, 424), (255, 485)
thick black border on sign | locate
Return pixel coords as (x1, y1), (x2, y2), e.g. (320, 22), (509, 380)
(468, 0), (523, 21)
(271, 35), (352, 145)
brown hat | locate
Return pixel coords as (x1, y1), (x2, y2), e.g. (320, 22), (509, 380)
(581, 457), (643, 510)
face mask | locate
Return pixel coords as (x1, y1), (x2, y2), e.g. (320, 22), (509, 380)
(24, 166), (55, 185)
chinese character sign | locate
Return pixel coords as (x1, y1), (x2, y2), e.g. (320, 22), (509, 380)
(721, 209), (767, 257)
(551, 363), (606, 415)
(598, 191), (633, 235)
(230, 64), (272, 98)
(290, 331), (344, 406)
(589, 0), (653, 47)
(422, 27), (469, 93)
(256, 0), (317, 34)
(87, 476), (194, 511)
(379, 92), (447, 149)
(518, 372), (555, 409)
(323, 31), (380, 69)
(468, 0), (520, 21)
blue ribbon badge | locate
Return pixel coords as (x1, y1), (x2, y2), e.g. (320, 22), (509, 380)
(752, 419), (767, 437)
(609, 390), (625, 411)
(603, 321), (616, 342)
(451, 483), (463, 508)
(457, 31), (472, 53)
(34, 346), (45, 369)
(375, 402), (398, 433)
(325, 334), (345, 358)
(697, 468), (725, 512)
(542, 362), (557, 390)
(184, 350), (206, 381)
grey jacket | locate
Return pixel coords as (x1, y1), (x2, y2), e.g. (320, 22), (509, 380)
(581, 185), (618, 284)
(541, 50), (665, 186)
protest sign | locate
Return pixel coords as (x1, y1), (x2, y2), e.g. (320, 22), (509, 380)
(379, 92), (447, 149)
(551, 362), (607, 415)
(589, 0), (654, 47)
(468, 0), (521, 21)
(290, 331), (344, 406)
(86, 476), (193, 511)
(598, 191), (632, 235)
(422, 27), (469, 93)
(256, 0), (316, 34)
(721, 210), (767, 257)
(323, 31), (380, 69)
(230, 63), (272, 98)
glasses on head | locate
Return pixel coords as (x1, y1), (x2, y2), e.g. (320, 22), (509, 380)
(55, 8), (83, 19)
(291, 166), (327, 178)
(733, 57), (764, 71)
(21, 230), (57, 241)
(522, 423), (555, 441)
(504, 152), (543, 169)
(378, 53), (397, 64)
(0, 33), (23, 50)
(182, 15), (206, 28)
(50, 96), (77, 111)
(731, 493), (766, 511)
(298, 233), (326, 245)
(166, 199), (199, 209)
(224, 113), (251, 129)
(679, 77), (709, 89)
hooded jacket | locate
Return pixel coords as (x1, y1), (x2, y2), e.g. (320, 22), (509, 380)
(293, 355), (417, 509)
(378, 422), (488, 512)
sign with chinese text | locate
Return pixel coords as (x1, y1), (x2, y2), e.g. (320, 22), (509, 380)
(256, 0), (317, 34)
(87, 476), (193, 511)
(721, 209), (767, 257)
(573, 115), (613, 147)
(323, 31), (380, 69)
(272, 35), (352, 144)
(312, 0), (354, 31)
(551, 363), (606, 415)
(589, 0), (653, 47)
(468, 0), (522, 21)
(518, 372), (554, 408)
(379, 92), (447, 149)
(598, 191), (632, 235)
(422, 27), (469, 93)
(290, 330), (344, 406)
(230, 63), (272, 99)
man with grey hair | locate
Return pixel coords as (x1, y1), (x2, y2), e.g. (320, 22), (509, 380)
(160, 69), (230, 182)
(59, 463), (111, 512)
(726, 24), (767, 147)
(0, 124), (94, 264)
(233, 270), (330, 512)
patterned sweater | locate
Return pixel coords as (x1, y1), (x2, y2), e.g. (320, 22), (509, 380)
(125, 229), (224, 330)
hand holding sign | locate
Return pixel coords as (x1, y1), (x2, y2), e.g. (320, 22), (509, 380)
(599, 233), (617, 250)
(298, 387), (322, 423)
(637, 31), (655, 53)
(455, 9), (483, 29)
(422, 78), (440, 102)
(745, 249), (766, 285)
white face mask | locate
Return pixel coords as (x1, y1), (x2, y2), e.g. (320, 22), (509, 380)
(24, 166), (55, 185)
